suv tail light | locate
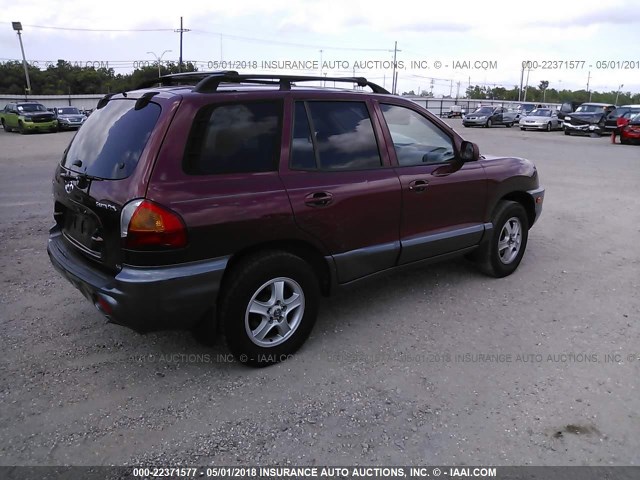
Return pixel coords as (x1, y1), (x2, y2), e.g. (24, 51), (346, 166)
(120, 199), (187, 249)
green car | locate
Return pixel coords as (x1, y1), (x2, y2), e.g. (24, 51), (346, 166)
(1, 102), (58, 134)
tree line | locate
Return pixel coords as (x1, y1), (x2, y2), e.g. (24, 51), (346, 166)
(1, 59), (638, 105)
(0, 60), (197, 95)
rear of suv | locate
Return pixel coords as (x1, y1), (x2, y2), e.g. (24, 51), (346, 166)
(48, 71), (545, 366)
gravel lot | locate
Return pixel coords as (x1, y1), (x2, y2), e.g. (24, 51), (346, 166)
(0, 123), (638, 467)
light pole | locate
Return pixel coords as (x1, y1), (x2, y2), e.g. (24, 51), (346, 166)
(389, 41), (401, 95)
(615, 84), (624, 105)
(147, 50), (172, 78)
(12, 22), (31, 96)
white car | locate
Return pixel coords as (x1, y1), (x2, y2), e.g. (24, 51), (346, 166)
(519, 108), (561, 131)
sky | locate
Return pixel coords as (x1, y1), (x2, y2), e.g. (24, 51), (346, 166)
(1, 0), (639, 96)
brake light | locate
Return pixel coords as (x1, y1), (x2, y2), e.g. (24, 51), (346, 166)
(121, 199), (187, 249)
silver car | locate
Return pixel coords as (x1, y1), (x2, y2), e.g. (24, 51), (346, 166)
(55, 107), (87, 131)
(519, 108), (561, 132)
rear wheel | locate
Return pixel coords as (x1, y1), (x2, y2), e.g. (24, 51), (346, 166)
(218, 251), (320, 367)
(486, 119), (492, 128)
(475, 201), (529, 278)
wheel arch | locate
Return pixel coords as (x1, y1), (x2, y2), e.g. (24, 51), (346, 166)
(497, 191), (536, 229)
(220, 240), (334, 300)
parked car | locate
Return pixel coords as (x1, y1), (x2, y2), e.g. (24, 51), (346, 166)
(513, 103), (544, 122)
(1, 102), (58, 134)
(462, 106), (517, 127)
(557, 101), (582, 124)
(447, 105), (465, 118)
(519, 108), (562, 131)
(563, 103), (616, 136)
(47, 71), (545, 366)
(620, 113), (640, 145)
(604, 105), (640, 135)
(54, 106), (87, 131)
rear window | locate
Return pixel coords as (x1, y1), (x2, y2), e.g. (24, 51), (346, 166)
(62, 99), (161, 180)
(184, 101), (282, 175)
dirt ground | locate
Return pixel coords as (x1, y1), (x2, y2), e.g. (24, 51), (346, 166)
(0, 123), (638, 466)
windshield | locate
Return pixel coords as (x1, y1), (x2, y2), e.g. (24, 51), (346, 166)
(17, 104), (47, 112)
(62, 99), (161, 180)
(530, 109), (552, 117)
(521, 104), (536, 113)
(57, 107), (80, 115)
(575, 105), (606, 113)
(473, 107), (494, 115)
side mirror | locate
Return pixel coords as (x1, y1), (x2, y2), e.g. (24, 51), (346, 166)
(460, 141), (479, 162)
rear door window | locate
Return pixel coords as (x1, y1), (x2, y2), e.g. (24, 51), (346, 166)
(184, 101), (282, 175)
(299, 101), (382, 171)
(63, 99), (161, 180)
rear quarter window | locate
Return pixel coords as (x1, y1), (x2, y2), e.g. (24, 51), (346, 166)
(184, 101), (283, 175)
(62, 99), (161, 180)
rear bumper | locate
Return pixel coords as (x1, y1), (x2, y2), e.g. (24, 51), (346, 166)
(526, 187), (545, 226)
(47, 228), (228, 332)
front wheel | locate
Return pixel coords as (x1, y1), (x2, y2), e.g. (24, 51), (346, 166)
(506, 123), (513, 128)
(475, 201), (529, 278)
(18, 122), (26, 134)
(546, 122), (551, 132)
(219, 251), (320, 367)
(486, 119), (492, 128)
(1, 120), (10, 132)
(564, 129), (570, 136)
(620, 136), (630, 145)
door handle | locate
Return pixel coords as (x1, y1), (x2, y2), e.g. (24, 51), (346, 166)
(408, 179), (429, 192)
(304, 191), (333, 207)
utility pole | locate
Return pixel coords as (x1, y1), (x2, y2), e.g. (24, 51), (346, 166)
(523, 68), (531, 102)
(519, 64), (525, 101)
(455, 81), (461, 102)
(175, 17), (190, 73)
(12, 22), (31, 97)
(615, 84), (624, 105)
(390, 41), (401, 95)
(586, 71), (592, 101)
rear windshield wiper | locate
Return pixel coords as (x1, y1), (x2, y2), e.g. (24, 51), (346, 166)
(60, 170), (104, 189)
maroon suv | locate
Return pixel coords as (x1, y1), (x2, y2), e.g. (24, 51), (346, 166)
(48, 72), (545, 366)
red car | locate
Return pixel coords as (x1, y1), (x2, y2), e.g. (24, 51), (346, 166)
(620, 113), (640, 144)
(48, 71), (545, 366)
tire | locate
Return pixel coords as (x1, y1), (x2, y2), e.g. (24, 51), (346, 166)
(620, 137), (629, 145)
(564, 129), (570, 136)
(218, 251), (320, 367)
(506, 123), (513, 128)
(486, 119), (492, 128)
(18, 122), (26, 134)
(546, 122), (551, 132)
(475, 201), (529, 278)
(520, 127), (525, 131)
(1, 120), (10, 132)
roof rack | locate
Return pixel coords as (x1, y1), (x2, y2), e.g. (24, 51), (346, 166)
(135, 71), (390, 94)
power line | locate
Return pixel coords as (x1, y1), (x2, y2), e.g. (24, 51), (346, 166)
(18, 23), (173, 32)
